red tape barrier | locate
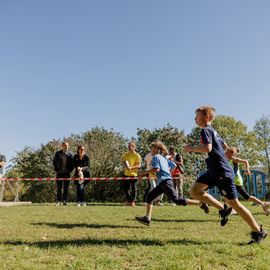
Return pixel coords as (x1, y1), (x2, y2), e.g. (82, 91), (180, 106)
(0, 176), (151, 181)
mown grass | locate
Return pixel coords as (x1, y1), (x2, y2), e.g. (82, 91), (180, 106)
(0, 202), (269, 270)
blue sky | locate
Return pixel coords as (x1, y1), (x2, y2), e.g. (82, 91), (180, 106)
(1, 1), (270, 162)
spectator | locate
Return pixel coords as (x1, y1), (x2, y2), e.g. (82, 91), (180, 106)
(169, 146), (184, 197)
(121, 141), (141, 207)
(53, 142), (74, 206)
(73, 145), (90, 206)
(0, 153), (6, 201)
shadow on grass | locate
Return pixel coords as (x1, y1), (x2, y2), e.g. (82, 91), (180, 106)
(3, 237), (223, 249)
(31, 222), (141, 229)
(151, 218), (215, 223)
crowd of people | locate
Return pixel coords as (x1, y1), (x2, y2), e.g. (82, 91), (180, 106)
(0, 105), (269, 244)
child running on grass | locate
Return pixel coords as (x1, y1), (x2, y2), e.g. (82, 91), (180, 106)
(184, 105), (267, 244)
(225, 147), (270, 216)
(135, 140), (205, 226)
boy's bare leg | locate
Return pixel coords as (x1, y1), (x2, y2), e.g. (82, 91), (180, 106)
(228, 199), (260, 232)
(190, 182), (224, 210)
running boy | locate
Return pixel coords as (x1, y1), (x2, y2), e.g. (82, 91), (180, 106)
(184, 105), (267, 244)
(135, 140), (203, 226)
(225, 147), (270, 216)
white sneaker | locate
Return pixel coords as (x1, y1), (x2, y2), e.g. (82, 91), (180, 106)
(56, 201), (61, 207)
(77, 203), (81, 207)
(230, 209), (237, 215)
(81, 203), (87, 207)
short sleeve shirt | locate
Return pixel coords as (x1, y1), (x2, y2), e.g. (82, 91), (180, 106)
(151, 154), (175, 184)
(201, 126), (234, 179)
(121, 151), (141, 176)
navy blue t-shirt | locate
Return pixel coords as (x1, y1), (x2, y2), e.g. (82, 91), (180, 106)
(201, 126), (234, 179)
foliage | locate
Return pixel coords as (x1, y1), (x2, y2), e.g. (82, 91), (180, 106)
(6, 128), (128, 202)
(254, 115), (270, 174)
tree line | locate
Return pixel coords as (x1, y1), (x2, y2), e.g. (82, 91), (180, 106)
(4, 115), (270, 202)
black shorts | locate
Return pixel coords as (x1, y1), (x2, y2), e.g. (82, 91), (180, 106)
(197, 172), (238, 200)
(236, 185), (250, 200)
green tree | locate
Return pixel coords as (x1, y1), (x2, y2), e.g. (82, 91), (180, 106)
(254, 115), (270, 174)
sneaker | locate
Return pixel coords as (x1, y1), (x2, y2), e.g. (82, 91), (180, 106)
(156, 201), (163, 206)
(63, 201), (67, 206)
(81, 202), (87, 207)
(56, 201), (61, 207)
(262, 202), (270, 216)
(248, 226), (268, 244)
(200, 203), (210, 214)
(135, 216), (150, 226)
(77, 203), (81, 207)
(219, 204), (232, 226)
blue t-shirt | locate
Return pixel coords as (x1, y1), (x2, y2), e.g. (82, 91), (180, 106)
(201, 126), (234, 179)
(151, 154), (176, 184)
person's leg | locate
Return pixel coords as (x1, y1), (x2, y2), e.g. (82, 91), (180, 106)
(130, 179), (138, 205)
(123, 180), (131, 204)
(178, 175), (184, 198)
(143, 180), (151, 203)
(63, 180), (70, 204)
(162, 179), (200, 206)
(190, 182), (223, 210)
(228, 198), (260, 231)
(236, 185), (270, 216)
(76, 183), (81, 204)
(135, 184), (164, 225)
(56, 180), (63, 203)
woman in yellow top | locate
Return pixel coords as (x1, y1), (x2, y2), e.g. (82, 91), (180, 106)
(225, 147), (270, 216)
(121, 141), (141, 207)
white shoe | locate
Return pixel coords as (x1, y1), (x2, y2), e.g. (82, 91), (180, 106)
(56, 202), (61, 207)
(77, 203), (81, 207)
(81, 203), (87, 207)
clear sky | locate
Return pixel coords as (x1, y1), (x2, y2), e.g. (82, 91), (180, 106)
(1, 0), (270, 162)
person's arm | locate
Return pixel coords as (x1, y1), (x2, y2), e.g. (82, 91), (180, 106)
(184, 143), (212, 153)
(53, 152), (58, 172)
(129, 154), (142, 170)
(231, 156), (250, 174)
(139, 167), (159, 177)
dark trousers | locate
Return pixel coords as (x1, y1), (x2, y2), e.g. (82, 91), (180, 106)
(143, 180), (151, 203)
(123, 179), (138, 203)
(56, 172), (70, 202)
(146, 179), (187, 206)
(76, 182), (88, 203)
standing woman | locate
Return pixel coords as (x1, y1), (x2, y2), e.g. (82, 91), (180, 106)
(74, 145), (91, 206)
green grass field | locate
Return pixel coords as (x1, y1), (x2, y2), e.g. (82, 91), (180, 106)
(0, 202), (269, 270)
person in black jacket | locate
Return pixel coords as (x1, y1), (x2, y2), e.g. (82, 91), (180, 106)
(73, 145), (91, 206)
(53, 141), (74, 206)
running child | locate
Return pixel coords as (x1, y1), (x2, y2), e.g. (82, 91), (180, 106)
(135, 140), (204, 226)
(184, 105), (267, 244)
(225, 147), (270, 216)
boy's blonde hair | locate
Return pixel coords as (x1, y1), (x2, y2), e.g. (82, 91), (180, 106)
(195, 106), (216, 122)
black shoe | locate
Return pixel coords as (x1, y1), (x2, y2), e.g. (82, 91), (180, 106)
(219, 204), (232, 226)
(200, 203), (210, 214)
(248, 226), (268, 244)
(135, 216), (150, 226)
